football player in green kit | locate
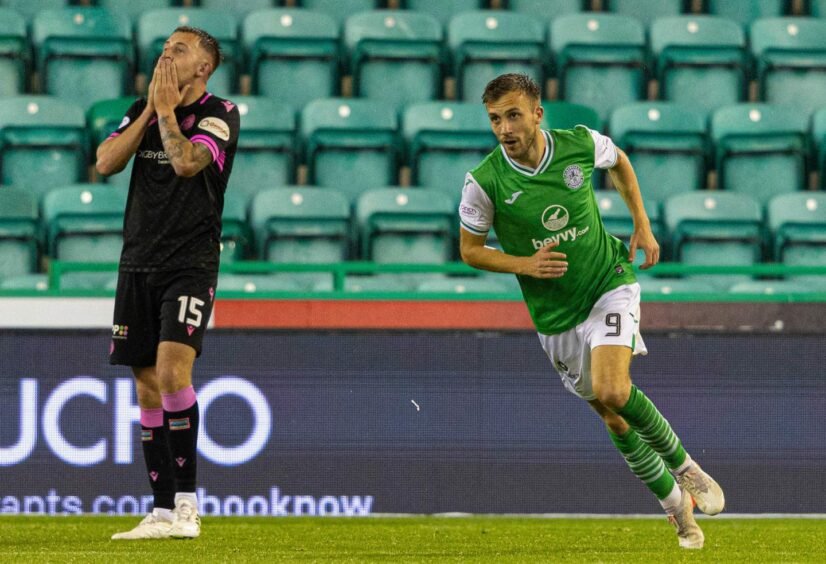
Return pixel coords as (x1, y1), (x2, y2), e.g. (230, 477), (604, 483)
(459, 74), (724, 550)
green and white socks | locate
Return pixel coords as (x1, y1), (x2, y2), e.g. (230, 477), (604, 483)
(610, 385), (693, 514)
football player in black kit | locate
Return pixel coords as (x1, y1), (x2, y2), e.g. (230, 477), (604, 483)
(96, 27), (239, 540)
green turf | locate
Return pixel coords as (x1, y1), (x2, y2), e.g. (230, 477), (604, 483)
(1, 516), (823, 563)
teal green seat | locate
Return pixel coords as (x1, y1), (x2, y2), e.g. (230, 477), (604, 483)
(138, 9), (240, 96)
(812, 0), (826, 16)
(60, 270), (119, 291)
(417, 275), (510, 294)
(2, 0), (67, 22)
(226, 96), (296, 202)
(217, 273), (303, 295)
(651, 16), (747, 114)
(664, 191), (762, 269)
(87, 97), (138, 187)
(243, 9), (339, 106)
(448, 11), (546, 102)
(220, 191), (252, 264)
(541, 101), (601, 131)
(199, 0), (273, 21)
(297, 0), (379, 25)
(345, 11), (443, 110)
(42, 184), (126, 262)
(551, 13), (646, 122)
(0, 187), (39, 278)
(637, 277), (719, 295)
(595, 190), (662, 253)
(33, 8), (132, 107)
(249, 186), (351, 263)
(508, 0), (583, 21)
(0, 274), (49, 291)
(345, 273), (419, 293)
(767, 192), (826, 264)
(711, 104), (808, 204)
(610, 102), (708, 204)
(97, 1), (174, 25)
(813, 107), (826, 189)
(751, 17), (826, 116)
(403, 101), (496, 192)
(729, 279), (820, 295)
(0, 9), (27, 96)
(0, 97), (87, 196)
(606, 0), (683, 27)
(706, 0), (787, 26)
(356, 188), (455, 263)
(301, 98), (399, 199)
(403, 0), (484, 25)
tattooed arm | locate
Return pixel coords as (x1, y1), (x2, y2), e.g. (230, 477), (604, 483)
(157, 113), (213, 178)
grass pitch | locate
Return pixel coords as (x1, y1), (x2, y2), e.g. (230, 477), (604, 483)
(1, 515), (823, 563)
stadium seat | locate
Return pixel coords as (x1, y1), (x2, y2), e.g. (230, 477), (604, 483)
(297, 0), (380, 26)
(605, 0), (684, 28)
(650, 16), (747, 114)
(637, 276), (719, 295)
(417, 275), (510, 294)
(728, 279), (821, 295)
(33, 8), (132, 107)
(138, 9), (240, 97)
(60, 270), (119, 291)
(87, 97), (138, 187)
(814, 107), (826, 189)
(448, 11), (546, 102)
(2, 0), (67, 22)
(507, 0), (584, 22)
(199, 0), (274, 21)
(220, 191), (252, 263)
(750, 18), (826, 117)
(216, 273), (303, 295)
(0, 8), (27, 97)
(664, 191), (763, 288)
(96, 1), (174, 25)
(225, 96), (296, 202)
(301, 98), (399, 199)
(551, 13), (646, 122)
(595, 189), (663, 258)
(242, 9), (339, 107)
(0, 273), (49, 291)
(767, 193), (826, 268)
(0, 188), (39, 279)
(41, 184), (126, 262)
(402, 0), (485, 25)
(356, 187), (455, 263)
(711, 104), (809, 204)
(249, 186), (351, 263)
(344, 273), (419, 293)
(812, 0), (826, 17)
(541, 101), (601, 131)
(705, 0), (787, 26)
(344, 11), (443, 110)
(609, 102), (708, 205)
(0, 96), (87, 196)
(402, 101), (496, 192)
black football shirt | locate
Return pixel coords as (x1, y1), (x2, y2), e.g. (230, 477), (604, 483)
(108, 92), (240, 273)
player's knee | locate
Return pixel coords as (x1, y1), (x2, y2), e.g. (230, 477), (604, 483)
(155, 362), (193, 392)
(593, 379), (631, 411)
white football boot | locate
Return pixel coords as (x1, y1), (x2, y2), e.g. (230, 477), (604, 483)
(676, 460), (725, 515)
(111, 510), (173, 540)
(667, 488), (704, 549)
(169, 498), (201, 539)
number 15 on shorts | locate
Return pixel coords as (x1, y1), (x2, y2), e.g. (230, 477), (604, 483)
(177, 296), (205, 327)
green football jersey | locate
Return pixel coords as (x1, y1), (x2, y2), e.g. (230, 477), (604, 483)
(459, 127), (637, 335)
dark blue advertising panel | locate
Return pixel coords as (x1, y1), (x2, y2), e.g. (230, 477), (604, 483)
(1, 330), (824, 515)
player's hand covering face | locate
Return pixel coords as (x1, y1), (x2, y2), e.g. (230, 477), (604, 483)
(153, 57), (190, 114)
(486, 91), (542, 163)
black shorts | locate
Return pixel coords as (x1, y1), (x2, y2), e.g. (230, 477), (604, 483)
(110, 269), (218, 367)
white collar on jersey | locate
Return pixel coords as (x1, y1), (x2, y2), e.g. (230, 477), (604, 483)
(500, 130), (554, 177)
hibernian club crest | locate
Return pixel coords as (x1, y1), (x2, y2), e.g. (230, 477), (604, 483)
(563, 164), (584, 189)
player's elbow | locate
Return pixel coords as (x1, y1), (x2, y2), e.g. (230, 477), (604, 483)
(172, 162), (200, 178)
(95, 157), (122, 177)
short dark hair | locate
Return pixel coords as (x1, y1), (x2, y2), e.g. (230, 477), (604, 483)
(175, 26), (223, 74)
(482, 73), (540, 105)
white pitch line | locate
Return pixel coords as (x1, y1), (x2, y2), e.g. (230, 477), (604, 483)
(411, 399), (420, 411)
